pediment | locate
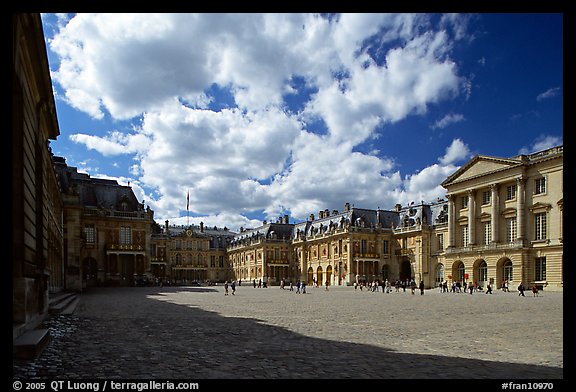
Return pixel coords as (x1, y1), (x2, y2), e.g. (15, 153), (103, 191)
(442, 155), (522, 187)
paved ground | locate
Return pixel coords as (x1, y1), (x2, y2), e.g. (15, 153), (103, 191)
(13, 284), (563, 380)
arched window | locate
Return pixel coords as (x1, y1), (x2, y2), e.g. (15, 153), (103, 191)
(503, 260), (513, 282)
(478, 260), (488, 283)
(457, 262), (465, 282)
(436, 264), (445, 285)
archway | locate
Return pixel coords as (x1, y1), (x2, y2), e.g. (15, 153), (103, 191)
(325, 265), (333, 285)
(399, 257), (411, 281)
(316, 266), (323, 287)
(82, 257), (98, 288)
(476, 259), (488, 289)
(435, 263), (445, 287)
(307, 267), (314, 286)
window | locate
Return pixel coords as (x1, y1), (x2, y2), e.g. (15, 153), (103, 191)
(84, 225), (95, 244)
(483, 222), (491, 245)
(506, 185), (516, 201)
(219, 256), (224, 268)
(210, 255), (216, 268)
(535, 177), (546, 195)
(503, 260), (513, 282)
(478, 261), (488, 282)
(461, 196), (468, 209)
(382, 240), (389, 254)
(120, 226), (131, 245)
(437, 234), (444, 250)
(535, 257), (546, 281)
(482, 191), (491, 205)
(534, 212), (547, 240)
(506, 218), (517, 242)
(461, 226), (469, 247)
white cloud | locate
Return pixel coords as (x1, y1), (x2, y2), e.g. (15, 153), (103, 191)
(536, 87), (561, 102)
(48, 13), (472, 228)
(431, 113), (465, 129)
(439, 138), (471, 165)
(518, 135), (563, 155)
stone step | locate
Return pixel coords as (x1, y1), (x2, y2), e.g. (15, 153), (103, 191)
(61, 297), (80, 315)
(13, 328), (51, 360)
(49, 292), (78, 314)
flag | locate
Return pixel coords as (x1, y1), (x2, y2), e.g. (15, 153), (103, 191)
(186, 190), (189, 211)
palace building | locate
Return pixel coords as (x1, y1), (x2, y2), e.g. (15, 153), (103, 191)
(54, 157), (155, 288)
(224, 145), (563, 292)
(440, 145), (563, 291)
(150, 221), (235, 284)
(13, 13), (64, 340)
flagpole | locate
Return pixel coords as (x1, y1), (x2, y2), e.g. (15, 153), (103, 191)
(187, 189), (190, 227)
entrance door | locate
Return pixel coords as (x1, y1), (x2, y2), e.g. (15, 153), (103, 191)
(83, 257), (98, 287)
(400, 258), (411, 281)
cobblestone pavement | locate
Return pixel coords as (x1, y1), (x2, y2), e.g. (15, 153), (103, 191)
(13, 285), (563, 380)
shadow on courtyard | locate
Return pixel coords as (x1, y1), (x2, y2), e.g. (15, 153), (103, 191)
(13, 286), (563, 381)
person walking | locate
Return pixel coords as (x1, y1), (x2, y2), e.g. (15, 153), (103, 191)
(224, 280), (229, 296)
(468, 281), (474, 295)
(419, 280), (425, 295)
(532, 284), (539, 297)
(231, 280), (236, 295)
(486, 282), (493, 294)
(518, 282), (526, 296)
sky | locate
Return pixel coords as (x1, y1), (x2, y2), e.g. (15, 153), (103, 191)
(40, 13), (564, 232)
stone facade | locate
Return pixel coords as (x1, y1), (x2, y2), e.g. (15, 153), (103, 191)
(441, 145), (563, 291)
(54, 158), (155, 289)
(12, 13), (64, 339)
(150, 221), (235, 284)
(223, 146), (562, 292)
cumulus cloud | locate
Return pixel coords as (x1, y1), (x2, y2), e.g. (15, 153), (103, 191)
(431, 113), (465, 129)
(47, 13), (472, 229)
(518, 134), (563, 155)
(439, 138), (471, 165)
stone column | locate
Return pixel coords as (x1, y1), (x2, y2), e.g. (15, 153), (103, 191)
(516, 177), (526, 242)
(491, 184), (499, 243)
(447, 194), (456, 248)
(468, 190), (476, 245)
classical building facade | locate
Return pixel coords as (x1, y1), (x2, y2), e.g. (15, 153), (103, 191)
(13, 13), (64, 339)
(150, 221), (235, 284)
(54, 157), (155, 288)
(227, 216), (295, 285)
(224, 146), (562, 291)
(440, 145), (563, 291)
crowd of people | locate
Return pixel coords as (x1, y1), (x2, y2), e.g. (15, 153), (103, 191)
(218, 276), (540, 297)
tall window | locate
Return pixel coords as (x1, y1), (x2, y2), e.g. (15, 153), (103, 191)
(506, 218), (517, 242)
(535, 257), (546, 281)
(478, 261), (488, 282)
(503, 260), (513, 282)
(84, 225), (95, 244)
(382, 240), (389, 254)
(534, 212), (547, 240)
(461, 196), (468, 209)
(535, 177), (546, 195)
(506, 185), (516, 201)
(461, 226), (469, 247)
(120, 226), (131, 244)
(482, 191), (491, 205)
(483, 222), (491, 245)
(437, 233), (444, 250)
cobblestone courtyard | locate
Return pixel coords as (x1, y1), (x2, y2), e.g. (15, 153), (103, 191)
(13, 285), (563, 379)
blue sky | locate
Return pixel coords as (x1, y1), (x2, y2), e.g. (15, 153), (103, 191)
(40, 13), (563, 231)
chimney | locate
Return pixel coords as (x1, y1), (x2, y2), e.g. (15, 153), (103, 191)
(344, 202), (350, 212)
(200, 221), (204, 232)
(395, 203), (402, 212)
(324, 208), (329, 218)
(263, 220), (267, 225)
(284, 214), (289, 224)
(309, 214), (315, 221)
(165, 220), (169, 234)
